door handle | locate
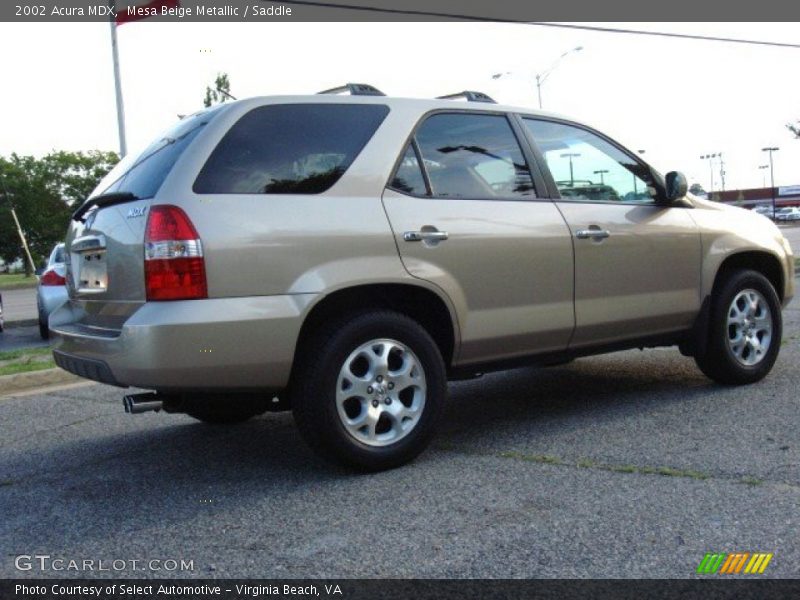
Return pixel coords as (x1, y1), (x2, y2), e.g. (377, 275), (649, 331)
(404, 230), (449, 243)
(575, 228), (611, 240)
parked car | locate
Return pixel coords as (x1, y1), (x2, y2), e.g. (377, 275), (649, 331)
(50, 86), (795, 471)
(776, 207), (800, 222)
(753, 205), (774, 217)
(36, 243), (67, 339)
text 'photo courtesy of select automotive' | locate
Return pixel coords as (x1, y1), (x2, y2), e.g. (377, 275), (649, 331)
(0, 1), (799, 598)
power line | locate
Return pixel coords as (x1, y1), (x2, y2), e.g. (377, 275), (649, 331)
(277, 1), (800, 49)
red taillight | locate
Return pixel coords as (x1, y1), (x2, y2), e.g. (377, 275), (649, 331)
(40, 269), (66, 286)
(144, 205), (207, 301)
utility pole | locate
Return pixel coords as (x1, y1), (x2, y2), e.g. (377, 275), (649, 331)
(109, 2), (127, 157)
(593, 169), (608, 184)
(0, 174), (36, 275)
(9, 207), (37, 274)
(762, 147), (779, 218)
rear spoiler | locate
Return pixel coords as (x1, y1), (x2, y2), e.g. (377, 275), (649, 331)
(72, 192), (139, 223)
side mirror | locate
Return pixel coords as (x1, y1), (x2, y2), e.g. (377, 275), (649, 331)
(665, 171), (688, 202)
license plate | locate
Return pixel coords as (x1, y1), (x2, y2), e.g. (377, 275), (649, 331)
(76, 250), (107, 292)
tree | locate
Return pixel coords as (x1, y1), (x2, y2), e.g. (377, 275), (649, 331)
(689, 183), (707, 197)
(203, 72), (234, 107)
(0, 150), (118, 272)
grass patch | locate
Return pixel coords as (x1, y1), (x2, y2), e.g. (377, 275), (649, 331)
(494, 450), (711, 481)
(0, 347), (55, 377)
(0, 347), (52, 361)
(0, 273), (37, 290)
(499, 451), (564, 465)
(739, 476), (763, 487)
(0, 360), (55, 377)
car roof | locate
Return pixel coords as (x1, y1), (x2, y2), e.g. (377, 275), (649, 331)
(229, 94), (581, 125)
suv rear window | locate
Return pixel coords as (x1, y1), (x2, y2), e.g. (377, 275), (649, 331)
(193, 104), (390, 195)
(93, 105), (225, 200)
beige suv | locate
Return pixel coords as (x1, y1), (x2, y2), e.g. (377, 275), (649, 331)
(51, 85), (795, 471)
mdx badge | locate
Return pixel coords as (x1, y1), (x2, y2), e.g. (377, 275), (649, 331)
(127, 206), (147, 219)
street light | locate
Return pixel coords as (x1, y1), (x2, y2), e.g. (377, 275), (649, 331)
(700, 153), (719, 193)
(492, 45), (583, 109)
(593, 169), (608, 184)
(762, 147), (779, 218)
(560, 152), (581, 185)
(758, 164), (769, 188)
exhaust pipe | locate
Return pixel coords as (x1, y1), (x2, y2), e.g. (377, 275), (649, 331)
(123, 393), (163, 414)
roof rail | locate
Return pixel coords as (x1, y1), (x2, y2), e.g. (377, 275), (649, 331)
(437, 90), (497, 104)
(318, 83), (386, 97)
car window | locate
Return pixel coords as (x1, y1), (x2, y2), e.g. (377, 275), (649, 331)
(523, 119), (656, 204)
(95, 105), (226, 199)
(194, 104), (390, 194)
(390, 144), (428, 195)
(413, 113), (536, 200)
(51, 245), (65, 265)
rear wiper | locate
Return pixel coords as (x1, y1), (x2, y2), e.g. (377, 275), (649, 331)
(72, 192), (140, 223)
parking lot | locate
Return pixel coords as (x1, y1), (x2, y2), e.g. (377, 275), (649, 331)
(1, 278), (798, 579)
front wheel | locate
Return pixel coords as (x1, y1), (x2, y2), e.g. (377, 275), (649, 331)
(291, 311), (447, 471)
(694, 269), (782, 385)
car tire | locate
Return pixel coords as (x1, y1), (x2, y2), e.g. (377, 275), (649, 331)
(291, 310), (447, 471)
(38, 311), (49, 340)
(694, 269), (782, 385)
(185, 397), (268, 425)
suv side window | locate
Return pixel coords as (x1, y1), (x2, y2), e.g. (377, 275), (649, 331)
(523, 118), (656, 204)
(390, 143), (428, 195)
(405, 113), (536, 200)
(194, 104), (389, 194)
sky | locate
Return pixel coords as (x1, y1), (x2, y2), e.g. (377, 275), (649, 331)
(0, 21), (798, 191)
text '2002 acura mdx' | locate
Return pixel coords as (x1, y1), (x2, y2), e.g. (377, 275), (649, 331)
(51, 84), (795, 471)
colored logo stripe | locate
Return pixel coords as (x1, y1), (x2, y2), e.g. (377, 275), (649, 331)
(720, 553), (749, 574)
(697, 552), (773, 574)
(697, 553), (726, 574)
(745, 553), (773, 574)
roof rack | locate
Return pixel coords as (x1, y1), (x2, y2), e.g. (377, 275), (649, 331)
(437, 90), (497, 104)
(318, 83), (386, 97)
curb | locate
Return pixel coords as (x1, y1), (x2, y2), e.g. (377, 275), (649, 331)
(0, 367), (83, 397)
(2, 318), (39, 330)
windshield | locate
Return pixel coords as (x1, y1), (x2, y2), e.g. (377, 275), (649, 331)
(90, 104), (227, 200)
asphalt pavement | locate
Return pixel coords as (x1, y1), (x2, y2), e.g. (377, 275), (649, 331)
(779, 222), (800, 251)
(0, 324), (49, 352)
(1, 286), (798, 579)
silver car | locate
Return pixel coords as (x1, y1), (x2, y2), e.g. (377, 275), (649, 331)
(50, 86), (795, 470)
(36, 243), (68, 339)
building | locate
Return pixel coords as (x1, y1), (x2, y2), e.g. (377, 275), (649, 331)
(709, 185), (800, 208)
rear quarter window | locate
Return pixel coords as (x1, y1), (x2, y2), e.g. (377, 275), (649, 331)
(193, 103), (390, 195)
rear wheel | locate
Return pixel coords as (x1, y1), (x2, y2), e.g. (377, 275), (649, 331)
(694, 269), (782, 385)
(292, 310), (447, 471)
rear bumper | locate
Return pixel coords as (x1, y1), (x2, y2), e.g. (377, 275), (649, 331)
(37, 285), (69, 319)
(49, 294), (317, 391)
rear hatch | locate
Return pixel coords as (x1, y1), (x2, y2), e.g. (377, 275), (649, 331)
(63, 107), (221, 332)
